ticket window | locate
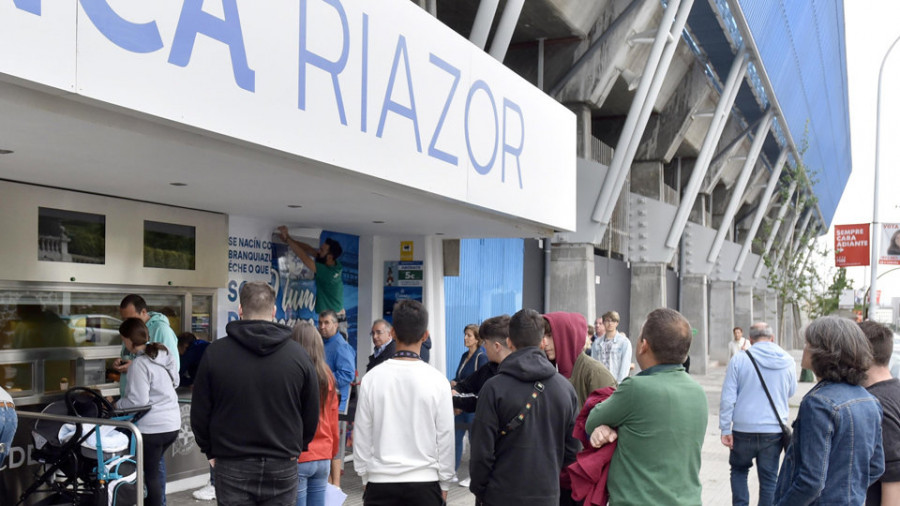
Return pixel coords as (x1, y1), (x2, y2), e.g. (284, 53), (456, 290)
(0, 289), (188, 397)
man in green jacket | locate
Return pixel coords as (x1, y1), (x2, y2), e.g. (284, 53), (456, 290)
(585, 308), (707, 506)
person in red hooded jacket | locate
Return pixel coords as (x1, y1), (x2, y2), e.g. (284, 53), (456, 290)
(543, 312), (617, 408)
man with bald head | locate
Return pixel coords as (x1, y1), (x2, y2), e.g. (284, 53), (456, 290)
(719, 321), (796, 506)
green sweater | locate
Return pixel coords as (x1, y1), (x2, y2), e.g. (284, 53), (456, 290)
(585, 364), (707, 506)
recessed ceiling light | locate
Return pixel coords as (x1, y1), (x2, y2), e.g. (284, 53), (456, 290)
(169, 182), (187, 187)
(372, 220), (385, 224)
(287, 204), (303, 208)
(435, 232), (444, 236)
(0, 149), (13, 155)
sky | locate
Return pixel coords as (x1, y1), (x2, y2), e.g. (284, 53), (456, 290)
(810, 0), (900, 304)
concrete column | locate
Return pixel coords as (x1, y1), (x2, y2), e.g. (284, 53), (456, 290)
(631, 161), (665, 200)
(709, 280), (735, 364)
(549, 243), (596, 318)
(571, 103), (593, 159)
(752, 287), (766, 327)
(734, 283), (754, 332)
(682, 275), (709, 375)
(765, 288), (778, 340)
(629, 263), (667, 360)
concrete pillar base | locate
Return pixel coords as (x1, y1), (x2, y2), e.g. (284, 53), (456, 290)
(682, 275), (709, 375)
(709, 280), (735, 365)
(752, 287), (766, 327)
(629, 263), (667, 368)
(549, 243), (596, 318)
(734, 283), (754, 331)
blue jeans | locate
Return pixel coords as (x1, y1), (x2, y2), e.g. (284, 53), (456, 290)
(215, 457), (298, 506)
(730, 431), (782, 506)
(296, 459), (330, 506)
(0, 405), (16, 467)
(454, 412), (474, 470)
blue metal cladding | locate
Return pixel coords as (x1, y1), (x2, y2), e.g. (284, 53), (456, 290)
(736, 0), (851, 226)
(443, 238), (524, 380)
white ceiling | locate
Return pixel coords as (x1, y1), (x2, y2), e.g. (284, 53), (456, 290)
(0, 78), (553, 239)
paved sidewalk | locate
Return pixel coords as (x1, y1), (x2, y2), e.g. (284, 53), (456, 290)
(167, 352), (812, 505)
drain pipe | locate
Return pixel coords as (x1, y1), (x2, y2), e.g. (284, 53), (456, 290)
(543, 237), (552, 313)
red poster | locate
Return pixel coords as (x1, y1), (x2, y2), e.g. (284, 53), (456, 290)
(834, 224), (870, 267)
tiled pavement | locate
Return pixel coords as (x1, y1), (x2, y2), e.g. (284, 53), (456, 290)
(166, 350), (812, 505)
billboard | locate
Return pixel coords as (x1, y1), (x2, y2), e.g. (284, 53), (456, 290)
(834, 224), (869, 267)
(880, 223), (900, 265)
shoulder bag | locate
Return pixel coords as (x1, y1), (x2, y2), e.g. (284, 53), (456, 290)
(745, 350), (792, 452)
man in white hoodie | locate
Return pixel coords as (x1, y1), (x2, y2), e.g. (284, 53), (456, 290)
(720, 322), (796, 506)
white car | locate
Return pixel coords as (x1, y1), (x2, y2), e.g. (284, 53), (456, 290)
(64, 314), (122, 346)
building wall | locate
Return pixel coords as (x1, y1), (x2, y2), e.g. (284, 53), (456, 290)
(444, 239), (524, 380)
(594, 255), (632, 335)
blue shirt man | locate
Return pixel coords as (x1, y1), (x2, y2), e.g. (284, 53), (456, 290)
(719, 322), (796, 506)
(318, 310), (355, 413)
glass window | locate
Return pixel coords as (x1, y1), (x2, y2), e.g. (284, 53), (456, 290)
(0, 290), (184, 395)
(37, 207), (106, 264)
(191, 295), (213, 341)
(144, 220), (196, 270)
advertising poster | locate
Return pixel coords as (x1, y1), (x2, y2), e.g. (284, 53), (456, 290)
(322, 231), (360, 352)
(834, 224), (870, 267)
(383, 261), (424, 323)
(217, 217), (280, 338)
(270, 233), (318, 328)
(269, 229), (360, 354)
(880, 223), (900, 265)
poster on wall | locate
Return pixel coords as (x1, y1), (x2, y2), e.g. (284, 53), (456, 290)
(880, 223), (900, 265)
(269, 229), (360, 353)
(834, 224), (870, 267)
(322, 231), (360, 352)
(383, 261), (424, 323)
(217, 217), (278, 339)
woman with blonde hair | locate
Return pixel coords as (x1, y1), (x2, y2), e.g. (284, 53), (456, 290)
(292, 322), (340, 506)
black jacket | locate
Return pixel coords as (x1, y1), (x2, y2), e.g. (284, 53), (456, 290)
(452, 362), (499, 413)
(365, 340), (396, 372)
(190, 320), (319, 460)
(469, 347), (580, 505)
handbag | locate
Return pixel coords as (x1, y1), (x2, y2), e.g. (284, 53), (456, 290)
(746, 350), (792, 451)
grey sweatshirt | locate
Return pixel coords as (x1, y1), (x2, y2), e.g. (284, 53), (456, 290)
(117, 348), (181, 434)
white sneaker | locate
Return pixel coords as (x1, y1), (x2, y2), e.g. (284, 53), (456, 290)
(449, 474), (459, 483)
(192, 483), (216, 501)
(459, 477), (471, 487)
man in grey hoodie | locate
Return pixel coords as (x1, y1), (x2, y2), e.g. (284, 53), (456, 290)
(720, 322), (796, 506)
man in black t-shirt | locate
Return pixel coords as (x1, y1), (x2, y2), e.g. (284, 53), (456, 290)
(861, 320), (900, 506)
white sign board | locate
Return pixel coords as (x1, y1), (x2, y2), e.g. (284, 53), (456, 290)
(0, 0), (576, 231)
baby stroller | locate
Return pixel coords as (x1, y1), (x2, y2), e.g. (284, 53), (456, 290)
(18, 387), (150, 506)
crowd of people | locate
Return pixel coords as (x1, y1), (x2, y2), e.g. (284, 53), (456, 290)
(2, 279), (899, 506)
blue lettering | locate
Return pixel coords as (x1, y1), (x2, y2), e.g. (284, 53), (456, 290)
(227, 311), (239, 322)
(503, 98), (525, 188)
(299, 0), (349, 125)
(13, 0), (40, 15)
(427, 54), (459, 166)
(168, 0), (255, 92)
(465, 80), (498, 175)
(79, 0), (164, 53)
(227, 279), (238, 302)
(360, 12), (369, 132)
(376, 35), (421, 152)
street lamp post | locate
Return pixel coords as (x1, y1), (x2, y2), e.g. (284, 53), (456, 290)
(870, 35), (900, 318)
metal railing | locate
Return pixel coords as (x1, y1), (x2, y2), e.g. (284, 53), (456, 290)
(15, 410), (144, 506)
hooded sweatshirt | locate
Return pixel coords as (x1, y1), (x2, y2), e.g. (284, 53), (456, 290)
(116, 347), (180, 434)
(190, 320), (319, 460)
(469, 347), (580, 506)
(719, 340), (797, 434)
(545, 312), (617, 407)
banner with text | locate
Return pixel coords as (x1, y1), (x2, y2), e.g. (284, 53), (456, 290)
(834, 224), (870, 267)
(383, 261), (424, 323)
(880, 223), (900, 265)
